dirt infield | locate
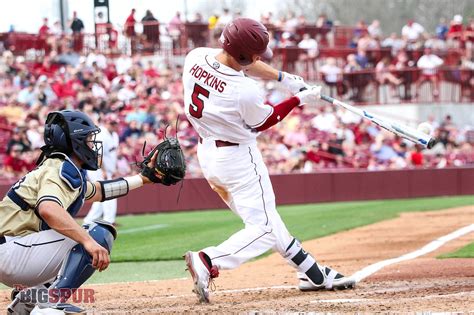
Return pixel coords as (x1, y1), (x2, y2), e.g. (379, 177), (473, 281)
(1, 206), (473, 313)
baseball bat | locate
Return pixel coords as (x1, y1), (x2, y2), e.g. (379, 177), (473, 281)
(319, 94), (437, 149)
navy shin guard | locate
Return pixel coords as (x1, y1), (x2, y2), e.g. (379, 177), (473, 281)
(50, 221), (116, 301)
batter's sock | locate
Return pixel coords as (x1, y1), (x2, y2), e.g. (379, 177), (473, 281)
(285, 238), (330, 285)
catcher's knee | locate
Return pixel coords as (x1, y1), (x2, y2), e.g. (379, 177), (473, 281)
(51, 221), (116, 291)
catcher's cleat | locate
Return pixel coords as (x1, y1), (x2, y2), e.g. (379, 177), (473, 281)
(30, 303), (86, 315)
(7, 294), (35, 315)
(184, 251), (219, 303)
(297, 267), (356, 291)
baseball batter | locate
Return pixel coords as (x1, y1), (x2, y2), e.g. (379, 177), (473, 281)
(0, 110), (177, 314)
(183, 18), (355, 303)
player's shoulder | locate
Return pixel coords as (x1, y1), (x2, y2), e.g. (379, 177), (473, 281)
(40, 156), (84, 191)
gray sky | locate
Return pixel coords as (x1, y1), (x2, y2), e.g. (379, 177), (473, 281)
(0, 0), (279, 33)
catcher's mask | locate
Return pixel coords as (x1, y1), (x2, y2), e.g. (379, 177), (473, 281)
(43, 110), (103, 170)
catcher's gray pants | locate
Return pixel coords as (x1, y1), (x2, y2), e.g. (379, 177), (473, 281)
(197, 138), (294, 270)
(0, 230), (77, 288)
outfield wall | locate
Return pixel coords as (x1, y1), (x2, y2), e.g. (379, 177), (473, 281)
(0, 167), (472, 216)
(88, 167), (473, 215)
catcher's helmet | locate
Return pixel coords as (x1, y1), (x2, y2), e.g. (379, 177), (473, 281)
(219, 18), (273, 66)
(43, 110), (103, 170)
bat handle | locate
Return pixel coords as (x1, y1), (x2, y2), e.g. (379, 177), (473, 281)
(320, 94), (335, 103)
(298, 87), (334, 104)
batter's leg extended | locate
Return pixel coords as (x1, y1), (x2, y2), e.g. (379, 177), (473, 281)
(284, 238), (356, 291)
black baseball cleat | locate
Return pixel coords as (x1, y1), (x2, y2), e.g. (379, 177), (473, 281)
(297, 266), (356, 291)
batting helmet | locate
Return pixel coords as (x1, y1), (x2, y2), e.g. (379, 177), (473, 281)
(43, 110), (103, 170)
(219, 18), (273, 66)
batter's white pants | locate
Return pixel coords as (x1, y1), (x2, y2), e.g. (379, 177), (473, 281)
(197, 138), (294, 270)
(0, 230), (76, 288)
(83, 170), (117, 225)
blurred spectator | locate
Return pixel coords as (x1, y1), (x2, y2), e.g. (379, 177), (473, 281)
(319, 57), (345, 97)
(142, 9), (160, 50)
(381, 32), (405, 56)
(401, 19), (425, 49)
(436, 17), (449, 40)
(408, 145), (424, 166)
(367, 19), (383, 40)
(115, 54), (132, 74)
(70, 11), (84, 52)
(355, 48), (369, 68)
(7, 127), (31, 154)
(17, 84), (35, 106)
(315, 13), (334, 46)
(188, 12), (208, 48)
(26, 119), (44, 149)
(298, 33), (318, 57)
(416, 47), (444, 99)
(58, 46), (80, 67)
(447, 14), (464, 48)
(370, 135), (398, 163)
(465, 18), (474, 59)
(124, 8), (136, 38)
(3, 144), (29, 178)
(120, 119), (142, 142)
(375, 56), (402, 87)
(86, 49), (107, 69)
(38, 18), (50, 51)
(208, 12), (220, 44)
(168, 11), (184, 49)
(38, 17), (50, 37)
(298, 33), (318, 70)
(215, 8), (233, 32)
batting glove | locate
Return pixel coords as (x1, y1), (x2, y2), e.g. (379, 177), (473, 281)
(295, 85), (322, 106)
(280, 71), (310, 94)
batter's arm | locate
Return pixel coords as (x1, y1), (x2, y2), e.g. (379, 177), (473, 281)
(244, 60), (279, 81)
(245, 60), (309, 93)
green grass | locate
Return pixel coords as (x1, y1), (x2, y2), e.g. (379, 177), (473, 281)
(111, 195), (474, 262)
(439, 242), (474, 259)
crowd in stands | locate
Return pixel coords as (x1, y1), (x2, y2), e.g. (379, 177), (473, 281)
(0, 9), (473, 181)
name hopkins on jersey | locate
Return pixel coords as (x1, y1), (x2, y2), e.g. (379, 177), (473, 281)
(189, 64), (227, 93)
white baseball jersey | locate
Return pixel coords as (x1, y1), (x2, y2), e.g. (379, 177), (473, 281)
(98, 125), (119, 175)
(183, 48), (273, 144)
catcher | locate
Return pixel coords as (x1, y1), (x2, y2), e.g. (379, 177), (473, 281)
(0, 110), (185, 314)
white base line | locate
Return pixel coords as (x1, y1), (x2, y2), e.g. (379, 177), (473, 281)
(350, 223), (474, 283)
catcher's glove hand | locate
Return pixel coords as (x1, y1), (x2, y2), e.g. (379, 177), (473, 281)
(139, 137), (186, 186)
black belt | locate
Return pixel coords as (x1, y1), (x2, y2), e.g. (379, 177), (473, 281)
(0, 236), (5, 245)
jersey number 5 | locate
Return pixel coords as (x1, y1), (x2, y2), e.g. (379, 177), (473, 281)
(189, 83), (210, 119)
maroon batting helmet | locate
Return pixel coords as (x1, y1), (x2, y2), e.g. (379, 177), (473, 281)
(219, 18), (273, 66)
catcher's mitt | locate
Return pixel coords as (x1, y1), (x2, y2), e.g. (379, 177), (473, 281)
(139, 137), (186, 186)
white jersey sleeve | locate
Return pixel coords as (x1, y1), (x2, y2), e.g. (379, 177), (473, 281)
(239, 83), (273, 129)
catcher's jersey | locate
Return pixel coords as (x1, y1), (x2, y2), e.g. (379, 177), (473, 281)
(0, 156), (94, 237)
(183, 48), (273, 143)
